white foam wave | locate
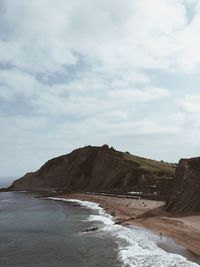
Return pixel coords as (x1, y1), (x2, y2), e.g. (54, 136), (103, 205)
(87, 214), (114, 226)
(48, 197), (106, 213)
(111, 225), (199, 267)
(12, 190), (29, 193)
(48, 197), (199, 267)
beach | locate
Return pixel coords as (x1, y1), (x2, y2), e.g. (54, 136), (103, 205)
(62, 193), (200, 257)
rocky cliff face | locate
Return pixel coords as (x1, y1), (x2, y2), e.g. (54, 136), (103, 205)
(166, 157), (200, 212)
(10, 145), (176, 199)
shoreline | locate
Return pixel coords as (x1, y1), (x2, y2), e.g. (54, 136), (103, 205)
(61, 193), (200, 258)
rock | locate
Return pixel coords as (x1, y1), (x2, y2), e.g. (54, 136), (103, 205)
(101, 144), (109, 149)
(165, 157), (200, 212)
(83, 227), (98, 232)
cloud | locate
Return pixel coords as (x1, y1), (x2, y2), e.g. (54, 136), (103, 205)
(178, 93), (200, 113)
(0, 68), (38, 100)
(173, 93), (200, 148)
(1, 0), (200, 77)
(107, 88), (170, 104)
(0, 66), (171, 119)
(1, 0), (200, 176)
(0, 0), (197, 74)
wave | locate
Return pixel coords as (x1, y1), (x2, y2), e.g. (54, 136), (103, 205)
(48, 197), (199, 267)
(12, 191), (30, 193)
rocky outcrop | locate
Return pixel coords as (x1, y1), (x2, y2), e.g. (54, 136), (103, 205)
(166, 157), (200, 212)
(9, 145), (176, 199)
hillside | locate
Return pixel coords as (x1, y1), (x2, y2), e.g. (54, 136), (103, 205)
(9, 145), (176, 199)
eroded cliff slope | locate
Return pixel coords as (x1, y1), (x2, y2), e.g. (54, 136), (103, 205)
(166, 157), (200, 212)
(10, 145), (176, 199)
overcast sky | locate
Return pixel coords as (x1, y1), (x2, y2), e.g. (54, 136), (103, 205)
(1, 0), (200, 179)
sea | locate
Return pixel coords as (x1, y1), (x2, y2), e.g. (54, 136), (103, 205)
(0, 192), (200, 267)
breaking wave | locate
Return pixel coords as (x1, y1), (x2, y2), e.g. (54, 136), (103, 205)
(48, 197), (199, 267)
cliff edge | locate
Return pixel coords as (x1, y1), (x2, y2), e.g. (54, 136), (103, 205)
(166, 157), (200, 212)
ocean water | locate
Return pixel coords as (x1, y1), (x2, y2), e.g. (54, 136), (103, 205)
(0, 192), (200, 267)
(0, 192), (120, 267)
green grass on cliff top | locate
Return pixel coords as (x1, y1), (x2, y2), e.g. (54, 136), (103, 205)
(123, 152), (176, 175)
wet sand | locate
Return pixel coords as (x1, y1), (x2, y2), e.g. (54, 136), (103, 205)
(62, 193), (200, 258)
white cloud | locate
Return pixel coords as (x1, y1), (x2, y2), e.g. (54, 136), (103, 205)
(44, 86), (170, 119)
(1, 0), (200, 176)
(107, 88), (170, 104)
(1, 0), (200, 76)
(0, 67), (171, 119)
(0, 0), (195, 74)
(178, 94), (200, 113)
(0, 68), (39, 100)
(174, 94), (200, 145)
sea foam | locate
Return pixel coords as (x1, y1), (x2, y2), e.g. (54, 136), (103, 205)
(48, 197), (199, 267)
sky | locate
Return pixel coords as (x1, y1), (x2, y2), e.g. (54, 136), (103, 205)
(1, 0), (200, 179)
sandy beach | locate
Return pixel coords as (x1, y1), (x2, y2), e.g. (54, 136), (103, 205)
(62, 193), (200, 256)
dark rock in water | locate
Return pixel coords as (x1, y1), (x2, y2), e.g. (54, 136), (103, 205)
(83, 227), (98, 233)
(9, 145), (176, 200)
(166, 157), (200, 212)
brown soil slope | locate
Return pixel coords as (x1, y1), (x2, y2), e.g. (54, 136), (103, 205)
(10, 145), (176, 198)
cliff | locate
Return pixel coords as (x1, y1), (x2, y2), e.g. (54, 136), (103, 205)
(9, 145), (176, 199)
(166, 157), (200, 212)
